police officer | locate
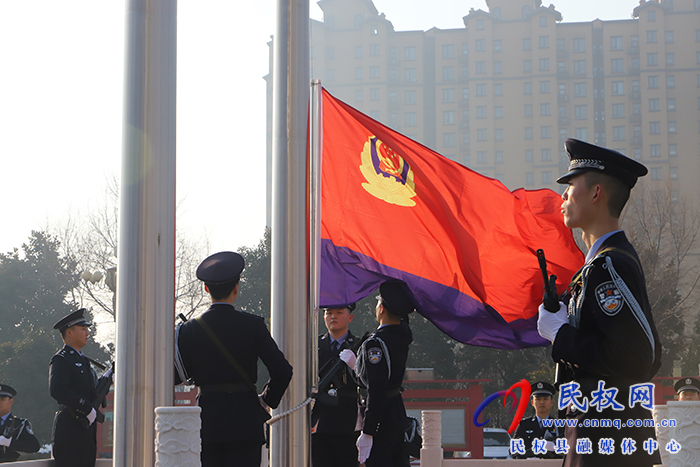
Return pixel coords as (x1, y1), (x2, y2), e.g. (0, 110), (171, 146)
(512, 381), (562, 459)
(356, 280), (415, 467)
(0, 384), (40, 463)
(674, 377), (700, 401)
(312, 303), (361, 467)
(538, 139), (662, 467)
(175, 251), (293, 467)
(49, 308), (100, 467)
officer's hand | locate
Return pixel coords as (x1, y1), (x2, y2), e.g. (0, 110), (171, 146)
(259, 394), (271, 412)
(87, 408), (97, 425)
(0, 436), (11, 447)
(339, 349), (357, 370)
(537, 302), (568, 343)
(545, 440), (555, 452)
(356, 433), (373, 463)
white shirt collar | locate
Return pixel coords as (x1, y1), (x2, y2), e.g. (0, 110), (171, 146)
(585, 230), (621, 263)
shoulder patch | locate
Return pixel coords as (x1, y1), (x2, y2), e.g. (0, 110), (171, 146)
(368, 347), (383, 364)
(595, 281), (624, 316)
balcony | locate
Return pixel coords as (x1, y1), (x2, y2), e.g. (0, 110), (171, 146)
(557, 69), (569, 78)
(459, 98), (470, 107)
(460, 121), (470, 129)
(631, 136), (643, 145)
(558, 116), (570, 126)
(629, 91), (641, 100)
(627, 46), (639, 55)
(629, 65), (640, 75)
(557, 94), (570, 102)
(629, 114), (642, 123)
(388, 58), (399, 66)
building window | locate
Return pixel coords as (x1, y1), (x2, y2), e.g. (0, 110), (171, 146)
(557, 38), (566, 51)
(476, 106), (487, 119)
(648, 76), (659, 89)
(443, 132), (456, 147)
(542, 148), (552, 161)
(574, 82), (586, 97)
(495, 151), (503, 164)
(539, 36), (549, 48)
(540, 80), (550, 93)
(611, 58), (623, 73)
(633, 125), (642, 137)
(666, 53), (674, 66)
(526, 172), (534, 185)
(647, 53), (657, 66)
(476, 39), (486, 52)
(667, 75), (675, 88)
(355, 67), (362, 80)
(574, 60), (586, 75)
(650, 144), (661, 157)
(476, 61), (486, 74)
(494, 84), (503, 96)
(443, 66), (455, 81)
(610, 36), (623, 50)
(650, 121), (661, 134)
(575, 105), (587, 120)
(632, 103), (641, 115)
(494, 40), (502, 52)
(524, 104), (533, 117)
(542, 171), (552, 184)
(461, 43), (469, 56)
(494, 106), (503, 119)
(559, 105), (567, 117)
(494, 61), (502, 74)
(355, 90), (363, 102)
(476, 151), (487, 164)
(651, 167), (662, 180)
(649, 98), (659, 111)
(669, 143), (677, 156)
(524, 82), (532, 95)
(442, 44), (454, 59)
(370, 44), (379, 56)
(525, 127), (533, 140)
(541, 126), (551, 139)
(461, 66), (469, 78)
(612, 81), (624, 96)
(612, 103), (625, 118)
(612, 126), (625, 141)
(524, 60), (532, 73)
(462, 88), (470, 100)
(405, 112), (417, 126)
(558, 60), (566, 72)
(495, 129), (504, 141)
(573, 38), (585, 52)
(443, 88), (455, 102)
(390, 91), (397, 102)
(634, 147), (642, 160)
(355, 46), (363, 58)
(665, 31), (674, 43)
(389, 69), (397, 81)
(443, 111), (455, 124)
(647, 30), (657, 43)
(370, 110), (380, 120)
(404, 68), (416, 82)
(523, 38), (531, 51)
(370, 88), (380, 101)
(539, 58), (550, 71)
(540, 15), (547, 27)
(667, 98), (675, 111)
(525, 150), (533, 162)
(404, 47), (416, 60)
(476, 84), (486, 96)
(575, 127), (588, 141)
(668, 121), (676, 134)
(370, 66), (379, 79)
(476, 19), (484, 30)
(477, 129), (487, 141)
(405, 90), (416, 104)
(670, 167), (678, 180)
(648, 10), (656, 21)
(541, 103), (551, 116)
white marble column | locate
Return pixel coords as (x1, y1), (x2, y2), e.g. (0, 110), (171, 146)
(154, 406), (202, 467)
(665, 401), (700, 467)
(421, 410), (443, 467)
(653, 404), (671, 465)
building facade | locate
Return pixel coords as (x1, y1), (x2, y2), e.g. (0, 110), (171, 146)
(265, 0), (700, 224)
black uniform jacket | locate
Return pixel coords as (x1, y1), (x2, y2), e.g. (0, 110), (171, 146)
(49, 345), (98, 418)
(0, 413), (40, 462)
(512, 415), (562, 459)
(175, 304), (293, 444)
(358, 321), (412, 437)
(312, 331), (360, 435)
(552, 232), (662, 467)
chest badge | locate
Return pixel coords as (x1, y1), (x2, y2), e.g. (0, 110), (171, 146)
(595, 281), (624, 316)
(368, 348), (383, 364)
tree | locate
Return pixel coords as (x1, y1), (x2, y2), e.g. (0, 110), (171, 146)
(0, 231), (110, 450)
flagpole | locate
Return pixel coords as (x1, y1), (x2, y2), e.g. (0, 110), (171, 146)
(270, 0), (310, 465)
(309, 80), (323, 394)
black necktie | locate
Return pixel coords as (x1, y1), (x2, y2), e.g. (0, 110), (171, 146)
(331, 341), (339, 353)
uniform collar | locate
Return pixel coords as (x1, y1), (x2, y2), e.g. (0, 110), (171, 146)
(585, 230), (622, 263)
(331, 332), (349, 346)
(65, 344), (84, 357)
(0, 413), (10, 423)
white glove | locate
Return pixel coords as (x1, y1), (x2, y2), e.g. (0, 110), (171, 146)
(545, 440), (555, 452)
(0, 436), (11, 447)
(356, 432), (373, 463)
(87, 408), (97, 425)
(537, 302), (568, 343)
(339, 349), (357, 369)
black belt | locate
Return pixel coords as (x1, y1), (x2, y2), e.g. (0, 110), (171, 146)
(358, 387), (402, 398)
(57, 404), (83, 419)
(199, 383), (253, 394)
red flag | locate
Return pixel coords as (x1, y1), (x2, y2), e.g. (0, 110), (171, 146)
(319, 88), (583, 348)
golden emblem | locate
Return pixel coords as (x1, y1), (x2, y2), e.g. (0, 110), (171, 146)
(359, 136), (417, 207)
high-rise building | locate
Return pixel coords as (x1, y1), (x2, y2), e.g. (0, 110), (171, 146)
(265, 0), (700, 225)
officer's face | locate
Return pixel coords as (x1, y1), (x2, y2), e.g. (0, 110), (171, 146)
(0, 396), (12, 417)
(532, 394), (553, 416)
(679, 390), (700, 401)
(66, 324), (90, 349)
(561, 174), (597, 229)
(324, 308), (353, 334)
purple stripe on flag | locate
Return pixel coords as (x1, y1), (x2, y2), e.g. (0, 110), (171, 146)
(320, 239), (549, 350)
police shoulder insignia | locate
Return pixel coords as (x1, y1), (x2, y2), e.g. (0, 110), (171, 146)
(595, 281), (624, 316)
(368, 347), (383, 364)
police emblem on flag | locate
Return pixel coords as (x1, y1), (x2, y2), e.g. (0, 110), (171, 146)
(368, 347), (383, 364)
(360, 136), (417, 207)
(595, 282), (624, 316)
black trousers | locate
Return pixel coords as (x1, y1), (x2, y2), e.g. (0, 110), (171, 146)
(51, 410), (96, 467)
(202, 441), (262, 467)
(365, 430), (409, 467)
(312, 432), (359, 467)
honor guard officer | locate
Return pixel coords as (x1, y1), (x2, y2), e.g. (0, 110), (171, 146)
(175, 251), (293, 467)
(356, 280), (415, 467)
(538, 139), (662, 467)
(512, 381), (562, 459)
(312, 303), (361, 467)
(674, 377), (700, 401)
(0, 384), (40, 463)
(49, 309), (100, 467)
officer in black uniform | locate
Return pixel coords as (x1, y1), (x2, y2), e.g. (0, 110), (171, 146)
(356, 280), (415, 467)
(674, 377), (700, 401)
(49, 308), (100, 467)
(312, 303), (361, 467)
(512, 381), (563, 459)
(538, 139), (662, 467)
(175, 251), (293, 467)
(0, 384), (40, 463)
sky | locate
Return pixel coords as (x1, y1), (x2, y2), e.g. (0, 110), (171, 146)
(0, 0), (643, 258)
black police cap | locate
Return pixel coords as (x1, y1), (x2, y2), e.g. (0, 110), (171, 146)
(0, 384), (17, 398)
(674, 377), (700, 395)
(557, 138), (648, 188)
(531, 381), (556, 397)
(322, 302), (356, 312)
(53, 308), (92, 332)
(196, 251), (245, 285)
(378, 280), (418, 317)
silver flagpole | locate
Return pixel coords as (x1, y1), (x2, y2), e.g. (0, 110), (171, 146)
(270, 0), (310, 465)
(113, 0), (177, 465)
(309, 80), (323, 397)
